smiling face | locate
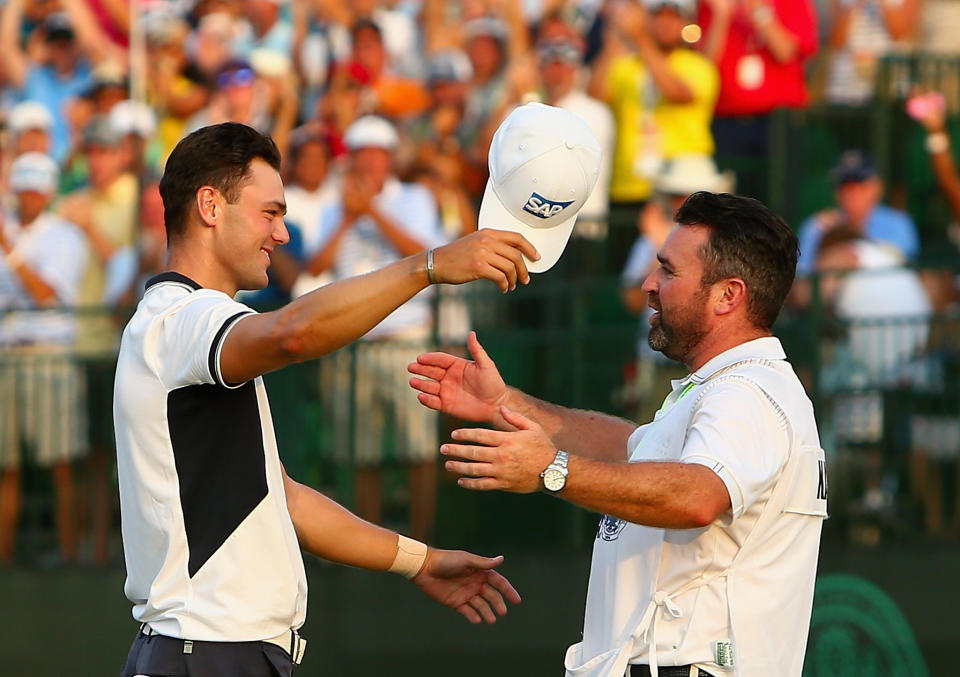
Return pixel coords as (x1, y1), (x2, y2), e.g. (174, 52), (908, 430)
(216, 158), (289, 292)
(642, 225), (715, 364)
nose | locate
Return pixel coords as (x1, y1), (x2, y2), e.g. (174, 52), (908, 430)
(641, 267), (660, 295)
(274, 218), (290, 246)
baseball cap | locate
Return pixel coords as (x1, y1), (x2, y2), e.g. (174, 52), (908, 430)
(43, 12), (75, 43)
(464, 17), (509, 43)
(537, 38), (583, 65)
(643, 0), (698, 17)
(8, 101), (54, 135)
(82, 115), (123, 148)
(830, 150), (877, 185)
(10, 152), (60, 194)
(427, 50), (473, 84)
(654, 155), (734, 196)
(109, 100), (157, 138)
(344, 115), (398, 151)
(478, 103), (602, 273)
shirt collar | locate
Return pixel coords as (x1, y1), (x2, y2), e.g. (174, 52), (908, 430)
(144, 271), (202, 291)
(670, 336), (786, 391)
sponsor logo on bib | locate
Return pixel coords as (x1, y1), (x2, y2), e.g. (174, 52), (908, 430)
(522, 192), (574, 219)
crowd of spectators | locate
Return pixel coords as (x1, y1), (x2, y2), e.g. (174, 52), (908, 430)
(4, 0), (960, 563)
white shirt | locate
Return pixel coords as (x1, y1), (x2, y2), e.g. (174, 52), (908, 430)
(555, 90), (614, 222)
(568, 338), (826, 677)
(310, 178), (448, 339)
(0, 210), (87, 345)
(114, 273), (308, 641)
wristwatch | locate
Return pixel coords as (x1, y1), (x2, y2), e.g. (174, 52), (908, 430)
(540, 450), (570, 493)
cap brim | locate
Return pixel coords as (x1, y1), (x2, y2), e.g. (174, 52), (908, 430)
(477, 179), (577, 274)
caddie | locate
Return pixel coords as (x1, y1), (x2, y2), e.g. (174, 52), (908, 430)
(410, 190), (827, 677)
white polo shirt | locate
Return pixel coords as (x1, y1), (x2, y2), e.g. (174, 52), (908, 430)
(114, 272), (308, 641)
(567, 338), (826, 677)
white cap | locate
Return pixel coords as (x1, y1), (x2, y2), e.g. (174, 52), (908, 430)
(109, 100), (157, 138)
(10, 152), (59, 194)
(344, 115), (398, 151)
(479, 103), (602, 273)
(653, 155), (735, 196)
(643, 0), (697, 17)
(8, 101), (54, 135)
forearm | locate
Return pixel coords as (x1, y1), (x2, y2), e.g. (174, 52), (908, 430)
(0, 0), (27, 87)
(636, 37), (693, 103)
(285, 474), (401, 569)
(703, 10), (732, 62)
(558, 457), (729, 528)
(1, 247), (57, 305)
(501, 387), (635, 461)
(931, 148), (960, 221)
(305, 220), (350, 276)
(369, 208), (430, 257)
(755, 12), (799, 63)
(881, 0), (920, 40)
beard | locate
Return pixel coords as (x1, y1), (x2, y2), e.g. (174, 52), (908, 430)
(648, 289), (711, 364)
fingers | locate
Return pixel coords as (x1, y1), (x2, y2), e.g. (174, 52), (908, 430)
(416, 392), (442, 411)
(486, 229), (540, 266)
(407, 362), (447, 381)
(444, 459), (494, 477)
(481, 582), (509, 616)
(441, 440), (500, 461)
(450, 427), (508, 446)
(466, 331), (491, 367)
(408, 376), (440, 396)
(499, 406), (536, 431)
(462, 553), (504, 570)
(413, 351), (457, 369)
(478, 261), (511, 293)
(456, 602), (482, 624)
(468, 594), (498, 624)
(486, 570), (522, 604)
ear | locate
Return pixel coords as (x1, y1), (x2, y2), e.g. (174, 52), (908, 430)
(195, 186), (222, 227)
(713, 278), (748, 317)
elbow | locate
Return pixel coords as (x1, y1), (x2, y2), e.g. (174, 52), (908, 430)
(272, 310), (312, 363)
(686, 499), (727, 528)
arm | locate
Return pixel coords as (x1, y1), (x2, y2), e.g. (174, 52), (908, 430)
(220, 230), (539, 384)
(702, 0), (734, 63)
(879, 0), (920, 41)
(0, 0), (29, 88)
(367, 205), (432, 257)
(282, 467), (521, 623)
(409, 332), (637, 461)
(747, 0), (800, 64)
(620, 5), (694, 104)
(59, 0), (127, 66)
(919, 104), (960, 222)
(441, 407), (731, 528)
(0, 233), (58, 306)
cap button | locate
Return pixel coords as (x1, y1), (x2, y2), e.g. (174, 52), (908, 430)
(565, 140), (576, 149)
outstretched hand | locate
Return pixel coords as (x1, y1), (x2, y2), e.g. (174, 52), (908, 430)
(409, 331), (509, 426)
(413, 548), (522, 624)
(441, 406), (558, 494)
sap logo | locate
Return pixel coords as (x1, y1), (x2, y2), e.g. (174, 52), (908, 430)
(522, 192), (574, 219)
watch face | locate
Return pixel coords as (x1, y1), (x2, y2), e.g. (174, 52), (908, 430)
(543, 468), (566, 492)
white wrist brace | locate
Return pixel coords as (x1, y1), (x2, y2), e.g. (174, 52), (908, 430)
(389, 535), (428, 579)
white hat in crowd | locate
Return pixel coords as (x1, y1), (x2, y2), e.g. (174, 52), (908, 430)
(653, 155), (735, 196)
(643, 0), (698, 18)
(344, 115), (398, 152)
(8, 101), (54, 136)
(109, 100), (158, 138)
(479, 102), (602, 273)
(10, 152), (60, 194)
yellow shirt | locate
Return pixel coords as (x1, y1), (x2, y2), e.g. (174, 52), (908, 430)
(607, 49), (719, 203)
(74, 172), (139, 356)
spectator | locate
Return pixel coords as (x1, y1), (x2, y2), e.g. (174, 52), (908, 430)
(305, 116), (448, 541)
(537, 34), (615, 233)
(7, 100), (53, 157)
(232, 0), (294, 60)
(824, 0), (920, 105)
(59, 116), (140, 563)
(0, 152), (89, 566)
(109, 99), (160, 179)
(589, 0), (719, 210)
(796, 149), (919, 277)
(0, 1), (124, 162)
(699, 0), (818, 197)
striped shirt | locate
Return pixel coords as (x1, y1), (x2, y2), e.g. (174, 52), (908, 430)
(0, 210), (87, 346)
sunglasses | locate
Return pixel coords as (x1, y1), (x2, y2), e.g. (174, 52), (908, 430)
(216, 67), (255, 90)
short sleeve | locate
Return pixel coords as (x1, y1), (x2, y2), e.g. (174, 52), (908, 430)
(681, 381), (790, 520)
(151, 290), (255, 390)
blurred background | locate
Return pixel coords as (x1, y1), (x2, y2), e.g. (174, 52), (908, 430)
(1, 0), (958, 674)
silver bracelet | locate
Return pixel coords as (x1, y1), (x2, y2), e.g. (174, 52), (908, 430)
(426, 248), (437, 284)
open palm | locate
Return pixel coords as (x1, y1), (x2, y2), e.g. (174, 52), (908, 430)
(413, 549), (521, 624)
(408, 332), (507, 425)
